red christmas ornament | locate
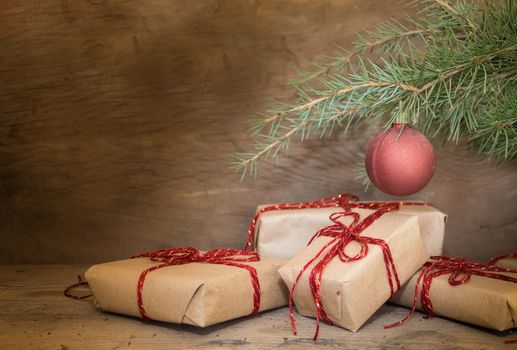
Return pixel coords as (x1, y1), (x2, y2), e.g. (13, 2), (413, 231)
(365, 123), (435, 196)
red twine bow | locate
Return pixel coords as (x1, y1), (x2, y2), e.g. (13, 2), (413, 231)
(132, 247), (262, 319)
(289, 202), (404, 340)
(244, 193), (360, 251)
(385, 255), (517, 329)
(244, 192), (429, 252)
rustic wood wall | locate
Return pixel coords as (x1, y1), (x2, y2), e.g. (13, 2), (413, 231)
(1, 0), (516, 264)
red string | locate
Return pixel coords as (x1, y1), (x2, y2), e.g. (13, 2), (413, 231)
(288, 202), (405, 340)
(244, 192), (429, 251)
(385, 255), (517, 329)
(488, 253), (517, 266)
(132, 247), (262, 319)
(64, 275), (92, 299)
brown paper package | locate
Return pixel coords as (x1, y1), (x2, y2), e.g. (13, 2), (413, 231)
(85, 257), (289, 327)
(389, 266), (517, 331)
(278, 208), (428, 332)
(255, 202), (446, 259)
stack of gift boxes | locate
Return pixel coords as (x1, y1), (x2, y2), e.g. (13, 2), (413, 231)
(84, 194), (517, 336)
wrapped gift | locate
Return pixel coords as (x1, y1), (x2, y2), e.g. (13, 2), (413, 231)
(246, 193), (446, 259)
(388, 256), (517, 331)
(278, 207), (428, 336)
(85, 248), (288, 327)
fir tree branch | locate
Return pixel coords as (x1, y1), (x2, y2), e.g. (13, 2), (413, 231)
(259, 46), (511, 137)
(234, 0), (517, 178)
(295, 28), (428, 87)
(235, 107), (360, 177)
(433, 0), (478, 32)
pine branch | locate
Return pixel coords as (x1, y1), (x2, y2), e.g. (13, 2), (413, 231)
(433, 0), (479, 32)
(294, 28), (429, 87)
(240, 47), (511, 167)
(293, 0), (481, 90)
(234, 0), (517, 178)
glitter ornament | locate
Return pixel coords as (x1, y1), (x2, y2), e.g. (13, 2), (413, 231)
(365, 123), (435, 196)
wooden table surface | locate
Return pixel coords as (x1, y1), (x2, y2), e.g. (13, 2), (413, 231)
(0, 265), (514, 350)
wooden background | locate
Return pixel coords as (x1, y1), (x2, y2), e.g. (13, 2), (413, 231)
(1, 0), (516, 264)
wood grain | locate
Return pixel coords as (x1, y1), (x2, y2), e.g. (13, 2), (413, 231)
(0, 0), (516, 263)
(0, 265), (514, 349)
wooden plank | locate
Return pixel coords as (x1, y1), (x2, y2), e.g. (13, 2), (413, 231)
(0, 265), (514, 349)
(0, 0), (516, 264)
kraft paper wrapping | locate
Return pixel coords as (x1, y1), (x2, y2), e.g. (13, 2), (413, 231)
(494, 257), (517, 270)
(278, 208), (428, 332)
(255, 202), (446, 259)
(85, 257), (289, 327)
(389, 267), (517, 331)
